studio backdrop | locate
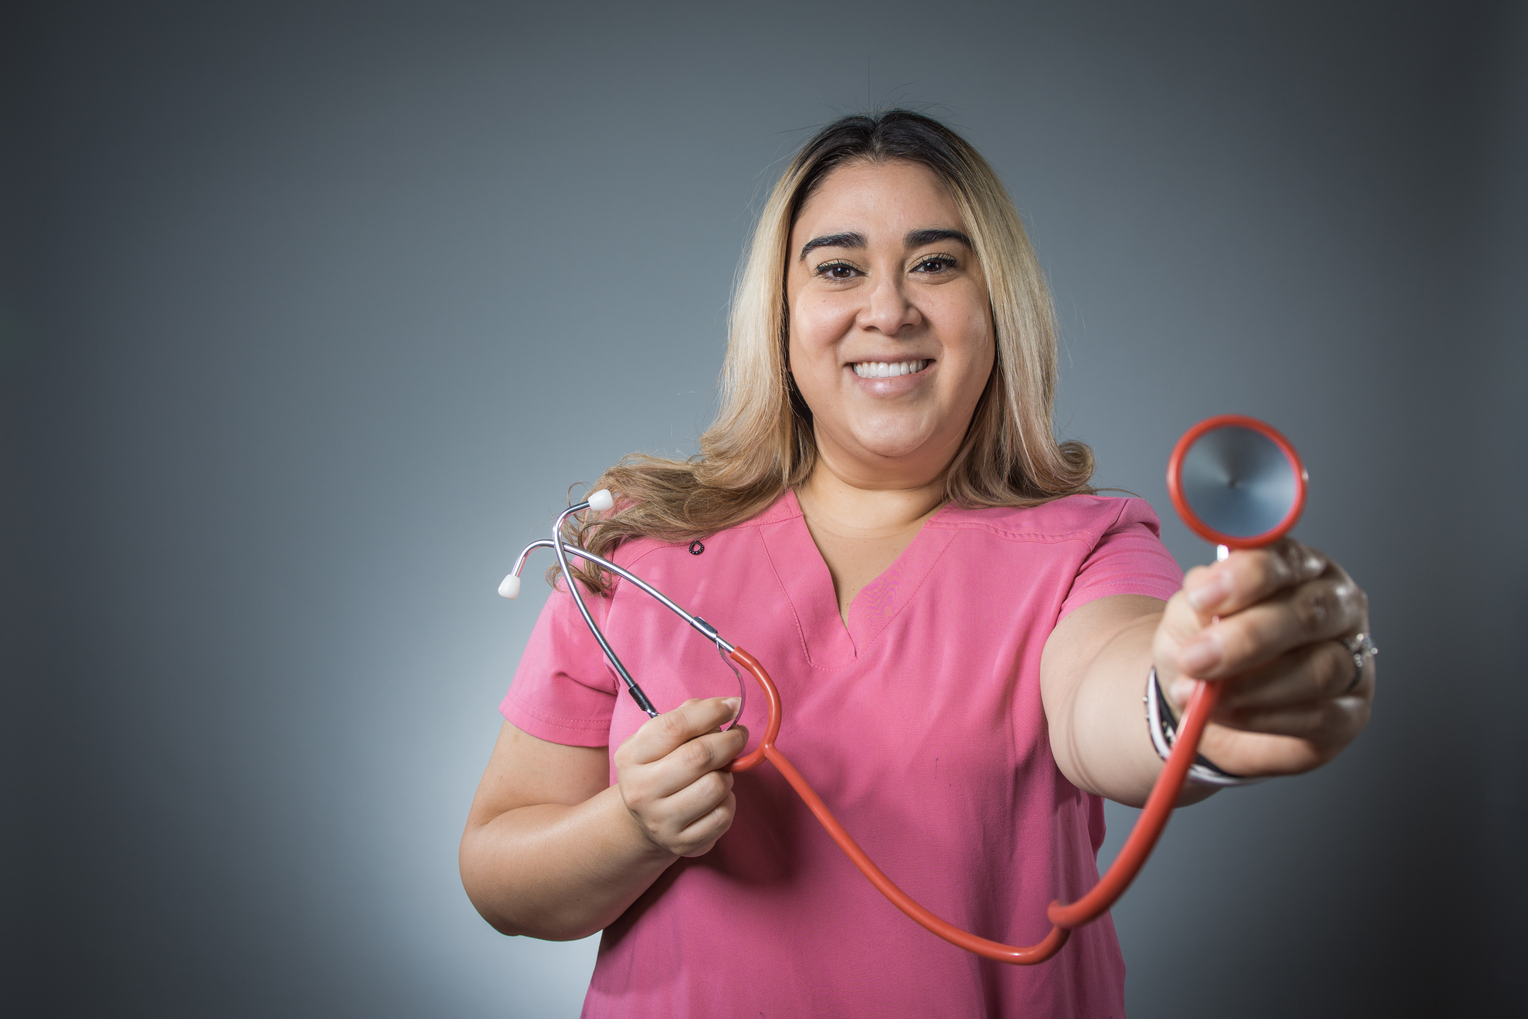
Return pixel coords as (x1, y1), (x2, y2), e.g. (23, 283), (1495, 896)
(4, 2), (1524, 1016)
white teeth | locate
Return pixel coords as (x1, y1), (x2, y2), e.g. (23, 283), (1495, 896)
(852, 359), (928, 379)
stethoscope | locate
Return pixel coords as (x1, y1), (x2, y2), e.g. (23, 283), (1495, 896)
(498, 415), (1308, 964)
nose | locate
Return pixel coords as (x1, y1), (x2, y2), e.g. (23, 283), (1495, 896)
(857, 272), (921, 336)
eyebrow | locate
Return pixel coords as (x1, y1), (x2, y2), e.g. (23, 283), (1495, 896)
(905, 228), (972, 249)
(799, 232), (866, 260)
(798, 228), (973, 261)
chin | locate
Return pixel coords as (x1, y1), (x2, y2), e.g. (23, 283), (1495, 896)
(853, 430), (937, 462)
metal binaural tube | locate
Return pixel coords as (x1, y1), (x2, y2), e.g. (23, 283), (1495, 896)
(512, 540), (736, 656)
(511, 496), (739, 720)
(548, 502), (658, 717)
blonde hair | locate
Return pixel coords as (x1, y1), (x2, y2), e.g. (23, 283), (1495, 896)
(562, 110), (1093, 592)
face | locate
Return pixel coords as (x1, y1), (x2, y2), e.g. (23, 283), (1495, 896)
(786, 159), (995, 488)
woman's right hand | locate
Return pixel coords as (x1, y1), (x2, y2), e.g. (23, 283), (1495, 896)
(614, 697), (748, 858)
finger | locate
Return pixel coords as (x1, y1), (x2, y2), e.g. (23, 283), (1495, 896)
(632, 726), (750, 802)
(1182, 539), (1328, 618)
(1177, 574), (1364, 680)
(670, 726), (750, 779)
(1212, 693), (1370, 746)
(661, 769), (735, 829)
(618, 696), (743, 767)
(1194, 726), (1329, 777)
(1154, 588), (1209, 662)
(1183, 640), (1363, 710)
(631, 770), (736, 854)
(678, 791), (738, 858)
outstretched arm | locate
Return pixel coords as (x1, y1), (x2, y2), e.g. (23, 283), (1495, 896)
(1040, 538), (1375, 807)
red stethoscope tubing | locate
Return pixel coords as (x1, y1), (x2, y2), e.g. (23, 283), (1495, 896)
(722, 645), (1222, 964)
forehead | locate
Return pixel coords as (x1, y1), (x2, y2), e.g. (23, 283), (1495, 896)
(791, 159), (964, 239)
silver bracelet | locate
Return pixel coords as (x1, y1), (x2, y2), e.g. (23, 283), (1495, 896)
(1144, 667), (1261, 788)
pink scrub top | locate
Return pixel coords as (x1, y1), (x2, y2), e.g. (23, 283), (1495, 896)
(502, 492), (1183, 1018)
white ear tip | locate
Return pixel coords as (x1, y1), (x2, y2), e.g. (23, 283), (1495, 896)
(587, 489), (614, 512)
(498, 574), (522, 599)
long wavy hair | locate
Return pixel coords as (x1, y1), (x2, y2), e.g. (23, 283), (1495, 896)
(559, 110), (1093, 592)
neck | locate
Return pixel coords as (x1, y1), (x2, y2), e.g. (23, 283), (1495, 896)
(795, 452), (947, 538)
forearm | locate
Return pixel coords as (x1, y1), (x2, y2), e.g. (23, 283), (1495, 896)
(1046, 610), (1216, 808)
(460, 784), (677, 940)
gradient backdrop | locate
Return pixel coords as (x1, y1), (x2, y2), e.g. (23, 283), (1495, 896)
(5, 2), (1525, 1016)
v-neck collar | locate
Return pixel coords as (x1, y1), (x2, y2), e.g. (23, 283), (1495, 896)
(753, 490), (960, 669)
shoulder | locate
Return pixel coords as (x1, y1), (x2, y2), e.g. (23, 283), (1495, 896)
(928, 494), (1164, 546)
(607, 490), (797, 568)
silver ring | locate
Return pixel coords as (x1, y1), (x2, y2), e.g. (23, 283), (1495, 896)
(1340, 632), (1378, 694)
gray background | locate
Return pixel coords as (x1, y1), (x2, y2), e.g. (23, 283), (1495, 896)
(4, 1), (1524, 1016)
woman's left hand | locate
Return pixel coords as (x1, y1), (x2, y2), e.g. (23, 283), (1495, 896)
(1153, 538), (1375, 777)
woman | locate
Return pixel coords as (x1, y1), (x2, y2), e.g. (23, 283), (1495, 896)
(460, 111), (1374, 1017)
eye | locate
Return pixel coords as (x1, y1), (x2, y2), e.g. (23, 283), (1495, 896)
(813, 260), (862, 281)
(911, 254), (958, 274)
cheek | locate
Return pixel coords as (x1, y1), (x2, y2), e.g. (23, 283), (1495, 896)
(788, 302), (853, 400)
(787, 335), (837, 415)
(970, 327), (996, 379)
(790, 289), (856, 354)
(930, 298), (994, 370)
(959, 292), (996, 360)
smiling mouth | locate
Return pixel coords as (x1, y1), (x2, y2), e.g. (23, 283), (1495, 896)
(851, 359), (930, 379)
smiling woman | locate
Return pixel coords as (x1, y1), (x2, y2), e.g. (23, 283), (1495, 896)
(546, 111), (1095, 599)
(460, 111), (1374, 1018)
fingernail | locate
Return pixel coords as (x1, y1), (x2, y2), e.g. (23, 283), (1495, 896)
(1170, 679), (1197, 706)
(1186, 571), (1231, 612)
(722, 697), (741, 715)
(1179, 636), (1222, 674)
